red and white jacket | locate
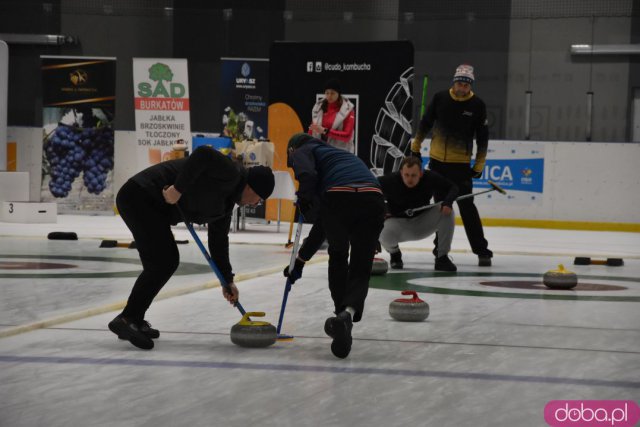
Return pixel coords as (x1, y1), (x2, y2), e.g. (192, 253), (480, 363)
(309, 97), (355, 153)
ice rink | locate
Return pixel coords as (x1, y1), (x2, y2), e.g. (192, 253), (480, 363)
(1, 216), (639, 427)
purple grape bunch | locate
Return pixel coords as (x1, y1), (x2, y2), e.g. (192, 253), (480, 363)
(44, 124), (114, 197)
(80, 126), (114, 195)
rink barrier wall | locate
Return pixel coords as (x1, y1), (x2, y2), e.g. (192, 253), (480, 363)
(5, 126), (640, 231)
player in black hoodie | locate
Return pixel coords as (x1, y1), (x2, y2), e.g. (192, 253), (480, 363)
(378, 156), (459, 271)
(109, 146), (274, 350)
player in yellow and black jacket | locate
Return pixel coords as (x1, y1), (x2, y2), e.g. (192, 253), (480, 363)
(410, 64), (493, 266)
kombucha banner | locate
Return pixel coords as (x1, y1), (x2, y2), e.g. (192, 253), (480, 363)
(269, 41), (414, 174)
(133, 58), (191, 168)
(40, 55), (116, 213)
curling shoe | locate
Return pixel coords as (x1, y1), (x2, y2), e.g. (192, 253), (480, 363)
(324, 311), (353, 359)
(434, 255), (457, 272)
(478, 250), (493, 267)
(390, 251), (403, 270)
(109, 315), (154, 350)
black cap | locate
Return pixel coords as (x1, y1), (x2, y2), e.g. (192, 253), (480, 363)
(286, 133), (315, 167)
(323, 78), (342, 94)
(246, 165), (275, 200)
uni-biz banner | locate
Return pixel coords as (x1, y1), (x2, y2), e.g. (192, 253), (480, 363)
(133, 58), (191, 168)
(40, 55), (116, 213)
(220, 57), (269, 142)
(220, 57), (269, 219)
(423, 140), (545, 205)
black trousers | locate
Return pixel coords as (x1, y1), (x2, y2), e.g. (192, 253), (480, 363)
(320, 191), (385, 322)
(116, 180), (179, 321)
(429, 159), (490, 255)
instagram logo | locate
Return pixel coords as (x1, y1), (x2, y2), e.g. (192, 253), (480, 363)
(544, 401), (640, 426)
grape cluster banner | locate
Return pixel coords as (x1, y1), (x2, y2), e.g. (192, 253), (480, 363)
(40, 55), (117, 213)
(133, 58), (191, 169)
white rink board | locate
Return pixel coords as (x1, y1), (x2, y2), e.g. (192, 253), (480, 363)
(7, 126), (640, 225)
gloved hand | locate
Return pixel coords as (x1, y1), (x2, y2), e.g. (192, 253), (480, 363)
(297, 198), (314, 218)
(470, 168), (482, 179)
(410, 136), (423, 153)
(283, 258), (305, 284)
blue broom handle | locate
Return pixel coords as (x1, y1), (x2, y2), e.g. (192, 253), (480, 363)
(277, 209), (305, 334)
(177, 205), (246, 316)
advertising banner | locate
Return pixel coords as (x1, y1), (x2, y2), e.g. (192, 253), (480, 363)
(220, 57), (269, 142)
(133, 58), (191, 168)
(220, 57), (269, 219)
(40, 55), (116, 213)
(269, 41), (414, 173)
(422, 140), (546, 206)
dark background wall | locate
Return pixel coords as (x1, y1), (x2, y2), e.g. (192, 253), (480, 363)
(1, 0), (638, 141)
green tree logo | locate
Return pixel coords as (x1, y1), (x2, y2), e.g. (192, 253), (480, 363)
(148, 63), (173, 83)
(137, 62), (186, 98)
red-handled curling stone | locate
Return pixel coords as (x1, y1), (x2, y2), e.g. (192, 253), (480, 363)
(389, 290), (430, 322)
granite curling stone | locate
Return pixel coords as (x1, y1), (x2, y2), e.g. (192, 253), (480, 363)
(371, 257), (389, 276)
(543, 264), (578, 289)
(230, 312), (277, 348)
(389, 290), (430, 322)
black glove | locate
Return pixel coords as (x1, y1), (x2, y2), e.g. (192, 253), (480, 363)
(297, 198), (314, 218)
(283, 258), (305, 284)
(470, 168), (482, 179)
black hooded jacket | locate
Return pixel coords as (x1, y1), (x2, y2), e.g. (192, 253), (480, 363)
(130, 146), (245, 283)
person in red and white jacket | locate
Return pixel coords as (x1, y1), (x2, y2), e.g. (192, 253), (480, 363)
(308, 78), (356, 153)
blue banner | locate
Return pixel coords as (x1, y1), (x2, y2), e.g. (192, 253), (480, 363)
(422, 156), (544, 194)
(220, 58), (269, 142)
(475, 158), (544, 193)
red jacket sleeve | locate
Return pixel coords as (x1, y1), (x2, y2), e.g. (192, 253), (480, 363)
(327, 110), (354, 142)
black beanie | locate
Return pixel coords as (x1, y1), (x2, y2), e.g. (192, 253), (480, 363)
(247, 165), (275, 200)
(323, 78), (342, 94)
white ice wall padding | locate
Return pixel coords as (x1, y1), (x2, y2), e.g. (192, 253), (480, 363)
(0, 171), (29, 201)
(6, 126), (640, 224)
(472, 141), (640, 223)
(551, 143), (640, 222)
(1, 201), (56, 223)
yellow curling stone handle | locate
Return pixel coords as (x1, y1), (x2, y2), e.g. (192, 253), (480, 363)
(549, 264), (574, 275)
(237, 312), (272, 327)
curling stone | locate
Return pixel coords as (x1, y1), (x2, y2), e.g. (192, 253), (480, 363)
(389, 290), (429, 322)
(230, 312), (277, 348)
(371, 257), (389, 275)
(543, 264), (578, 289)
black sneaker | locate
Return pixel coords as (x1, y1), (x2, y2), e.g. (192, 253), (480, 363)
(108, 316), (154, 350)
(477, 250), (493, 267)
(324, 311), (353, 359)
(115, 318), (160, 340)
(434, 255), (457, 272)
(390, 251), (403, 269)
(138, 320), (160, 339)
(478, 256), (492, 267)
